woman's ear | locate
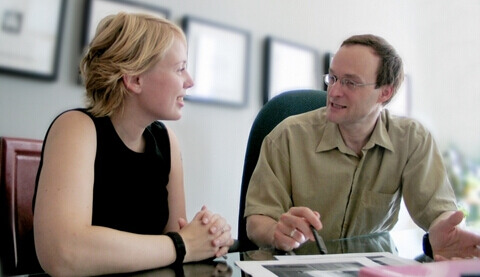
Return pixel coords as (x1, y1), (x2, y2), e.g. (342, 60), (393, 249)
(122, 74), (142, 94)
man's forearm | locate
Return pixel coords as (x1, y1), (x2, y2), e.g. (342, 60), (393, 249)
(246, 215), (277, 248)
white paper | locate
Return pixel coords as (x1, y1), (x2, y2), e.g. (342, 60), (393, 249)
(236, 252), (418, 277)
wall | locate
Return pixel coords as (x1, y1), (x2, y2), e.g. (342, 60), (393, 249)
(1, 0), (479, 237)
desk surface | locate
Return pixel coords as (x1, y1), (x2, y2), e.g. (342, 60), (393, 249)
(18, 229), (426, 277)
(123, 229), (427, 276)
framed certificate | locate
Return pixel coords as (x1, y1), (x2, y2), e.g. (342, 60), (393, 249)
(182, 16), (250, 107)
(81, 0), (170, 50)
(0, 0), (66, 80)
(264, 37), (321, 104)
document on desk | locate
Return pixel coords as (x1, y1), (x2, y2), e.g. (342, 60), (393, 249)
(235, 252), (418, 277)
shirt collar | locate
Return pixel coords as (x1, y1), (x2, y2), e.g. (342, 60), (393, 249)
(316, 109), (395, 154)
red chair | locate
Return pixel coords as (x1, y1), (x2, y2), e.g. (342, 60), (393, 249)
(0, 137), (44, 275)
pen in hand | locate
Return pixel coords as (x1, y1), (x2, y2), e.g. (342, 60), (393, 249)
(310, 225), (328, 254)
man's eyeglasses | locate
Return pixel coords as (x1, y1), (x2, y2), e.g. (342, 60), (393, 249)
(323, 74), (377, 90)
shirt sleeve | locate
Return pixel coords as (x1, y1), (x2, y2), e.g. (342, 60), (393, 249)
(244, 131), (293, 221)
(401, 122), (458, 230)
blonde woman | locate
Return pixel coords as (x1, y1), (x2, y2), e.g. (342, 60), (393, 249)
(33, 13), (233, 276)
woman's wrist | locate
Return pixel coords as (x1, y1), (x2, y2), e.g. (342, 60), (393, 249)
(166, 232), (186, 267)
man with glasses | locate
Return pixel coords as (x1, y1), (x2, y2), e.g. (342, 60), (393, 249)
(244, 34), (480, 260)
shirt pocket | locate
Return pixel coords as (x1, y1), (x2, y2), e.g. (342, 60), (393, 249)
(356, 189), (402, 233)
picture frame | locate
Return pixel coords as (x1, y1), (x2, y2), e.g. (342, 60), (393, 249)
(182, 16), (250, 107)
(263, 37), (321, 104)
(0, 0), (66, 81)
(81, 0), (170, 52)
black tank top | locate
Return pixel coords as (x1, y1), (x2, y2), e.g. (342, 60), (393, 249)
(34, 109), (171, 235)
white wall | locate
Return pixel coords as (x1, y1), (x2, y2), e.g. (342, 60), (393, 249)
(1, 0), (479, 237)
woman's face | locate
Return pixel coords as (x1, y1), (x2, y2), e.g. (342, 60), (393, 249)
(137, 36), (194, 121)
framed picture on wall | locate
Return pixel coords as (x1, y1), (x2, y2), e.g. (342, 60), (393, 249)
(0, 0), (66, 81)
(182, 16), (250, 107)
(81, 0), (170, 53)
(263, 37), (321, 104)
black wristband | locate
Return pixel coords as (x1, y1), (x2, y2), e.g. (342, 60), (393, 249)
(166, 232), (186, 267)
(422, 233), (433, 259)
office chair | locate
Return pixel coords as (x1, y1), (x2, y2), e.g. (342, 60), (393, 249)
(237, 89), (327, 251)
(0, 137), (44, 275)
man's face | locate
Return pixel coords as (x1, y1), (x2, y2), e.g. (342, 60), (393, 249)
(326, 45), (389, 129)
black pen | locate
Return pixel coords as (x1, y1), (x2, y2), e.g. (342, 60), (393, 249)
(310, 225), (328, 254)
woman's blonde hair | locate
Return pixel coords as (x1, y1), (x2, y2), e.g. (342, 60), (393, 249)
(80, 13), (186, 117)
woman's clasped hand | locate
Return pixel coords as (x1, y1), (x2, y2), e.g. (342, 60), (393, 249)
(179, 206), (234, 262)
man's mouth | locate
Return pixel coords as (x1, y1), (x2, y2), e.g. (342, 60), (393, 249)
(331, 102), (346, 109)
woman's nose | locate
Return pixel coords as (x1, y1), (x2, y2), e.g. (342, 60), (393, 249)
(184, 71), (194, 89)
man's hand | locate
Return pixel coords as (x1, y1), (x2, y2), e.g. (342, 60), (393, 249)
(272, 207), (322, 251)
(429, 210), (480, 260)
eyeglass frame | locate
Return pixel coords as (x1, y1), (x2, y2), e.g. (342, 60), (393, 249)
(323, 74), (377, 90)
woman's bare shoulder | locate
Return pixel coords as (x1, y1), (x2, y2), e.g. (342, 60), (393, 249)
(46, 110), (96, 149)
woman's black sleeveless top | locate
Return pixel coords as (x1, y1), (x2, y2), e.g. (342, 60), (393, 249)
(35, 109), (171, 234)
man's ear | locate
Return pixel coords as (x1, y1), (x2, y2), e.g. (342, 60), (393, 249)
(122, 74), (142, 94)
(378, 85), (394, 104)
